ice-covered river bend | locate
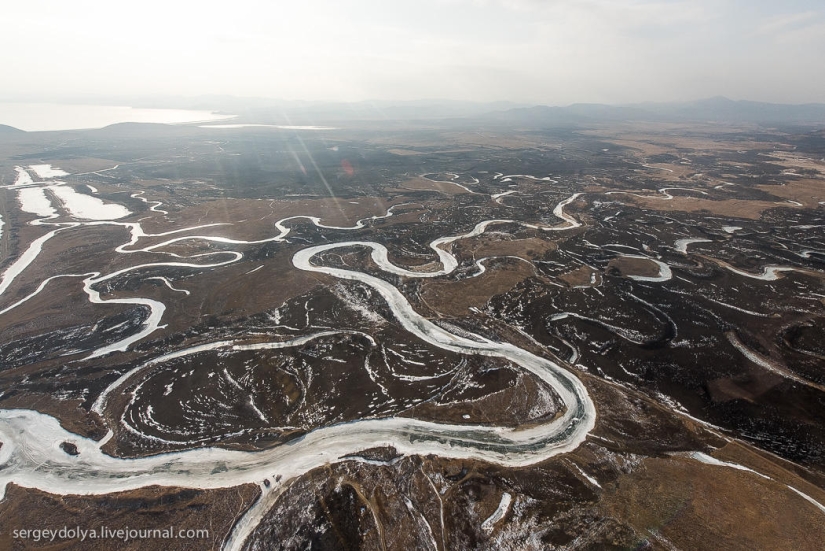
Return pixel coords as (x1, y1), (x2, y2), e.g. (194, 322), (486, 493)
(0, 195), (595, 549)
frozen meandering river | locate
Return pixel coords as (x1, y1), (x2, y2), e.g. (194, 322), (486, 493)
(1, 178), (820, 547)
(0, 190), (595, 549)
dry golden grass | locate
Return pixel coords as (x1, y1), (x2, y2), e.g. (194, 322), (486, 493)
(758, 179), (825, 208)
(367, 130), (559, 151)
(191, 251), (326, 322)
(140, 196), (395, 236)
(457, 235), (557, 261)
(634, 163), (698, 181)
(400, 371), (559, 427)
(713, 441), (825, 492)
(583, 122), (778, 154)
(420, 260), (534, 316)
(396, 177), (470, 195)
(597, 137), (676, 157)
(608, 256), (661, 278)
(600, 454), (825, 550)
(0, 271), (133, 342)
(625, 195), (791, 220)
(757, 151), (825, 173)
(559, 265), (600, 287)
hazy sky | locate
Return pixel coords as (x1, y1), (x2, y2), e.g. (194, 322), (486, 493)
(2, 0), (824, 105)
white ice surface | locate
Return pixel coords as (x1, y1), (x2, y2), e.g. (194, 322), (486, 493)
(49, 186), (131, 220)
(29, 164), (69, 178)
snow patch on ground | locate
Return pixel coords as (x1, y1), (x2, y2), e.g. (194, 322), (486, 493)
(30, 164), (69, 178)
(49, 185), (131, 220)
(13, 167), (34, 187)
(18, 187), (57, 217)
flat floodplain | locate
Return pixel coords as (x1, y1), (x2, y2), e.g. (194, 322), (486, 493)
(0, 121), (824, 550)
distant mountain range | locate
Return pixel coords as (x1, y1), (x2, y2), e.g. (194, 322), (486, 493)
(158, 95), (825, 125)
(1, 97), (824, 132)
(194, 97), (529, 124)
(127, 96), (825, 126)
(0, 123), (26, 134)
(484, 97), (825, 126)
(211, 96), (825, 125)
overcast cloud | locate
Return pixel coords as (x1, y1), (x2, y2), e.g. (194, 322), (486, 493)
(2, 0), (823, 105)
